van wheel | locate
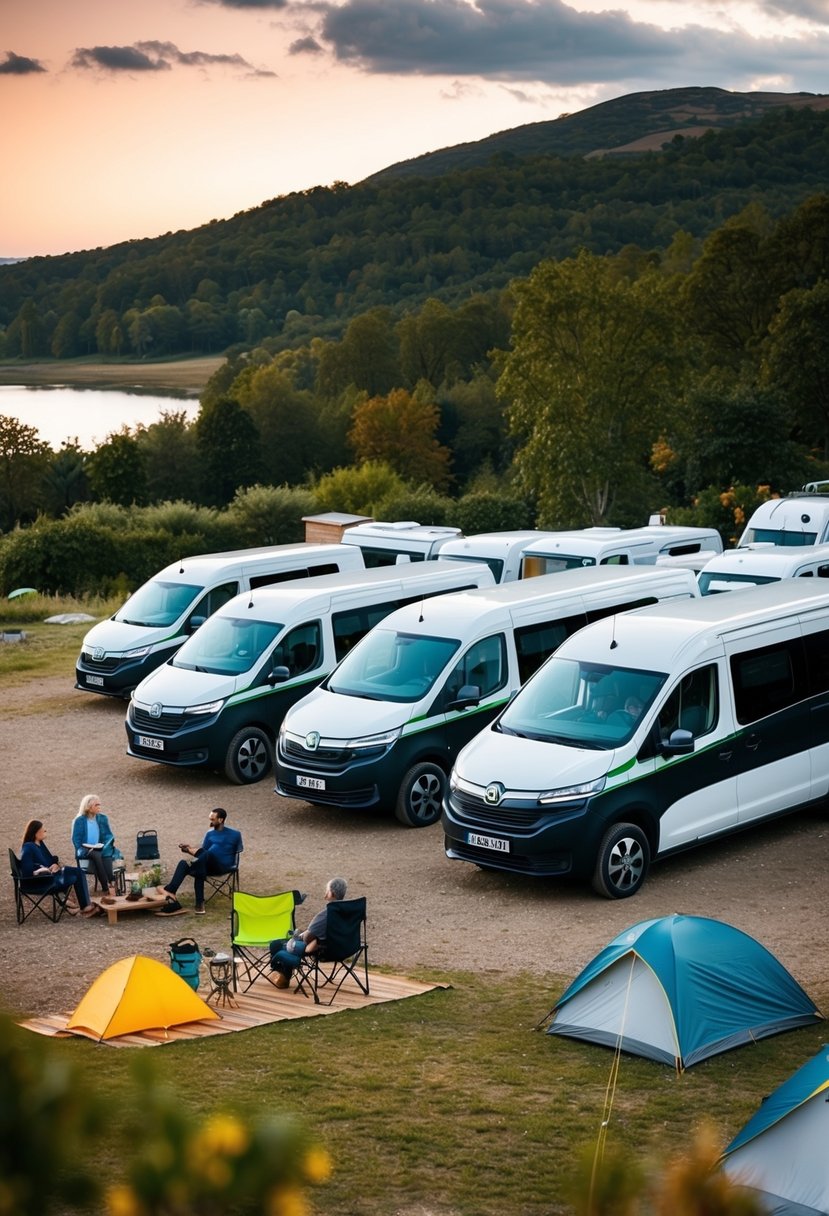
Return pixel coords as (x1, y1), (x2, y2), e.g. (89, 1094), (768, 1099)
(395, 763), (446, 827)
(591, 823), (650, 899)
(225, 728), (273, 785)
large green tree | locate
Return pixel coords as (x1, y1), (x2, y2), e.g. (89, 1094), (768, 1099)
(500, 251), (681, 526)
(0, 415), (51, 529)
(762, 280), (829, 457)
(194, 398), (262, 507)
(86, 427), (148, 507)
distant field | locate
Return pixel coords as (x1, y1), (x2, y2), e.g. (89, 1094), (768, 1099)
(0, 355), (224, 394)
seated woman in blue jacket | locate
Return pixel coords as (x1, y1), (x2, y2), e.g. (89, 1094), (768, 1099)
(72, 794), (122, 897)
(20, 819), (101, 917)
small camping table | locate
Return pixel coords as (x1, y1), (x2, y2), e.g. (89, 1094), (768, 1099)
(102, 889), (169, 925)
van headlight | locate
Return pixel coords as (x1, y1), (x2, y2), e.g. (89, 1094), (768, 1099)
(539, 776), (606, 805)
(345, 728), (401, 750)
(184, 699), (224, 715)
(124, 644), (152, 659)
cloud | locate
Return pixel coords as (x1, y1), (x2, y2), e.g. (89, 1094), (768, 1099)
(311, 0), (829, 88)
(70, 40), (268, 75)
(752, 0), (829, 21)
(0, 50), (47, 75)
(289, 35), (324, 54)
(197, 0), (289, 7)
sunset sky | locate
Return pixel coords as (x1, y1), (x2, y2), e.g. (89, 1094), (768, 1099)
(2, 0), (827, 259)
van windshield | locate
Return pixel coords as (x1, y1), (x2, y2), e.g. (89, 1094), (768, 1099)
(172, 614), (283, 676)
(497, 657), (666, 749)
(328, 629), (460, 703)
(742, 528), (817, 546)
(698, 570), (779, 594)
(115, 580), (201, 627)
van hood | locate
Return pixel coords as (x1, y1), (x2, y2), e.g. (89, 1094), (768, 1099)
(82, 618), (181, 655)
(132, 663), (242, 708)
(455, 727), (614, 792)
(284, 686), (409, 739)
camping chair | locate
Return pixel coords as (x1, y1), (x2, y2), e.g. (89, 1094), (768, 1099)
(289, 897), (369, 1006)
(231, 889), (304, 992)
(203, 837), (242, 906)
(135, 829), (160, 863)
(9, 848), (70, 925)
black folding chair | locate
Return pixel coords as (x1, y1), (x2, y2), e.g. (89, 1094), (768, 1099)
(135, 829), (160, 862)
(203, 838), (242, 905)
(9, 848), (70, 925)
(292, 897), (369, 1005)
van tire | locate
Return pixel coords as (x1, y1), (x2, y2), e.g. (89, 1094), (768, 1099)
(591, 822), (650, 899)
(395, 763), (446, 827)
(225, 728), (273, 785)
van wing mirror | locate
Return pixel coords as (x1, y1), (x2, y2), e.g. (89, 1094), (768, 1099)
(446, 683), (480, 711)
(269, 664), (291, 685)
(188, 615), (206, 633)
(661, 727), (694, 756)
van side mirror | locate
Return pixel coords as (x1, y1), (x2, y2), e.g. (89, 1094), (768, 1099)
(269, 664), (291, 685)
(188, 615), (206, 633)
(661, 727), (694, 756)
(446, 683), (480, 711)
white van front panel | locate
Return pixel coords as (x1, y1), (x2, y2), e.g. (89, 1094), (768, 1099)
(82, 617), (179, 655)
(133, 663), (243, 710)
(284, 686), (408, 743)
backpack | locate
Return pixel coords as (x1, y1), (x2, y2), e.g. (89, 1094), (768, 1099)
(168, 937), (202, 991)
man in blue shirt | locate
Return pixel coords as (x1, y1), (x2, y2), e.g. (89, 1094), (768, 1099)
(157, 807), (243, 915)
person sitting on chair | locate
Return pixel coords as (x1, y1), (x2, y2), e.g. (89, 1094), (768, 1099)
(269, 876), (347, 989)
(20, 820), (102, 917)
(72, 794), (122, 897)
(157, 807), (242, 916)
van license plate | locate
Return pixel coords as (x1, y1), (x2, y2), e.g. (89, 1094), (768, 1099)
(296, 775), (325, 791)
(86, 675), (104, 687)
(137, 735), (164, 751)
(468, 832), (510, 853)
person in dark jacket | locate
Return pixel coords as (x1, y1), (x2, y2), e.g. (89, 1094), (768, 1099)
(20, 819), (101, 917)
(157, 807), (243, 915)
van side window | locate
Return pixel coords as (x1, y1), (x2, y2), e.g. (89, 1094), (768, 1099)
(515, 616), (584, 683)
(803, 628), (829, 694)
(442, 635), (507, 706)
(730, 640), (805, 725)
(358, 547), (425, 567)
(601, 554), (629, 565)
(251, 564), (340, 589)
(656, 666), (719, 741)
(586, 596), (657, 624)
(189, 581), (238, 627)
(332, 602), (402, 660)
(818, 565), (829, 579)
(272, 622), (321, 677)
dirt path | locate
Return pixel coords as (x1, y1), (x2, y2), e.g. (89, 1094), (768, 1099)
(2, 676), (828, 1019)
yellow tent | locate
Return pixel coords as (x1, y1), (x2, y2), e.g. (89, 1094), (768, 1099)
(66, 955), (219, 1041)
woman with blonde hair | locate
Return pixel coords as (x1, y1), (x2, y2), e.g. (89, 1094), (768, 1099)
(72, 794), (122, 897)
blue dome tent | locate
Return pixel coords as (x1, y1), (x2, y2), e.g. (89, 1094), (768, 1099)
(545, 915), (821, 1070)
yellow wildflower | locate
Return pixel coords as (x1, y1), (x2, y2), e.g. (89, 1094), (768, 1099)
(199, 1112), (250, 1157)
(105, 1183), (144, 1216)
(303, 1145), (333, 1183)
(268, 1184), (308, 1216)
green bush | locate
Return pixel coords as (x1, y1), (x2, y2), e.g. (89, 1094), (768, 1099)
(454, 490), (534, 534)
(225, 484), (319, 546)
(378, 487), (455, 526)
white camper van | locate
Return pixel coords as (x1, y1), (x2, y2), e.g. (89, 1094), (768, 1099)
(699, 544), (829, 594)
(276, 566), (699, 826)
(520, 526), (722, 577)
(125, 561), (494, 784)
(443, 581), (829, 897)
(739, 487), (829, 548)
(339, 520), (461, 566)
(75, 543), (365, 699)
(438, 531), (554, 583)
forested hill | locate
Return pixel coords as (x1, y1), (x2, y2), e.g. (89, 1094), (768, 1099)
(364, 85), (829, 182)
(1, 98), (829, 362)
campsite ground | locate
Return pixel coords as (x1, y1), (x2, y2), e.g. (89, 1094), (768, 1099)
(2, 672), (828, 1020)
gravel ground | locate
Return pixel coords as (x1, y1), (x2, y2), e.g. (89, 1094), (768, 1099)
(3, 675), (829, 1020)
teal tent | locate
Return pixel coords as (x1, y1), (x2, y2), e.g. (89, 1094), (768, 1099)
(545, 915), (821, 1070)
(722, 1045), (829, 1215)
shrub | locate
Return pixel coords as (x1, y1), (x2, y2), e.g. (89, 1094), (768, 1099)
(226, 484), (319, 546)
(454, 490), (534, 534)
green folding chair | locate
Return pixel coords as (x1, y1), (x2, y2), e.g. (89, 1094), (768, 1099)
(230, 889), (303, 992)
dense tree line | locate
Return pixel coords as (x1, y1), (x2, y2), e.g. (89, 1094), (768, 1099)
(0, 108), (828, 362)
(1, 190), (828, 592)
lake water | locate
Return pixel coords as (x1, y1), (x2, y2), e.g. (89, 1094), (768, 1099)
(0, 385), (200, 451)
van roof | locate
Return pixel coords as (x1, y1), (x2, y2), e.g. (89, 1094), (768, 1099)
(439, 530), (554, 556)
(157, 543), (350, 582)
(704, 543), (829, 575)
(210, 560), (491, 619)
(369, 565), (698, 636)
(340, 521), (461, 541)
(557, 580), (829, 672)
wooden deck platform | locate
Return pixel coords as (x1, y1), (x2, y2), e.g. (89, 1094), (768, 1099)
(20, 971), (448, 1048)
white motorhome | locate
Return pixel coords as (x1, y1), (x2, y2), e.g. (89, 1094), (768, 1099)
(699, 544), (829, 594)
(520, 525), (722, 577)
(739, 486), (829, 548)
(443, 581), (829, 897)
(339, 520), (461, 566)
(438, 531), (554, 583)
(276, 566), (699, 826)
(75, 543), (365, 699)
(125, 561), (494, 784)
